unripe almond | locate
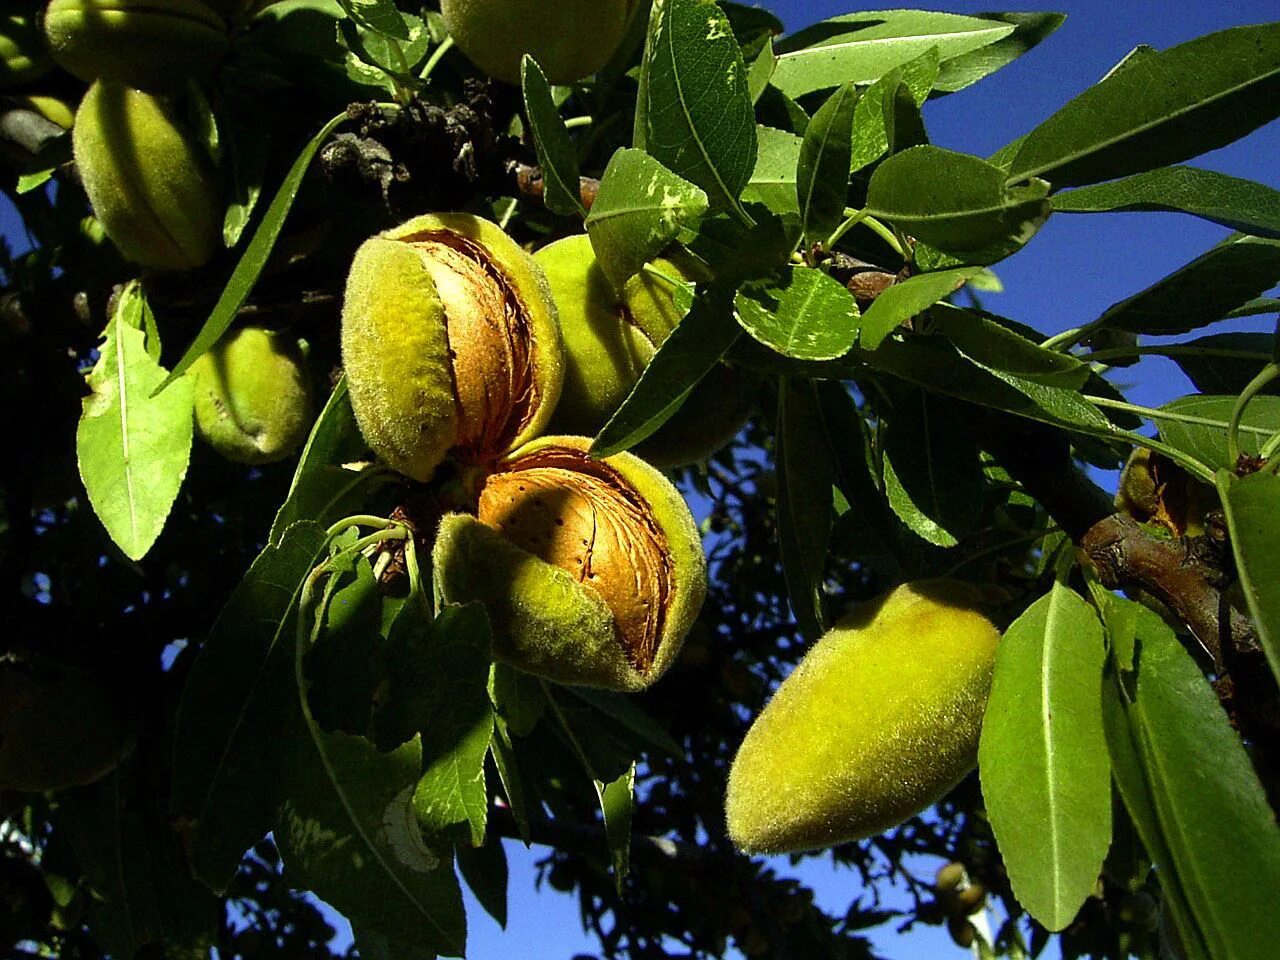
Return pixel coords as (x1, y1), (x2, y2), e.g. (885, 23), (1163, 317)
(536, 234), (757, 467)
(433, 436), (706, 691)
(72, 81), (222, 270)
(341, 213), (563, 483)
(189, 326), (314, 465)
(0, 13), (52, 89)
(44, 0), (229, 92)
(725, 580), (1000, 854)
(440, 0), (635, 85)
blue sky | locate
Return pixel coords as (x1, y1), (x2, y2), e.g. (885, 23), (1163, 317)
(7, 2), (1276, 959)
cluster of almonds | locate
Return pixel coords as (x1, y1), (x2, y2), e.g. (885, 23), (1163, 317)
(341, 213), (721, 693)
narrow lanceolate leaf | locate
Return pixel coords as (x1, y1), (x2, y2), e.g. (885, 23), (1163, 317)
(595, 765), (635, 891)
(797, 82), (857, 245)
(1006, 22), (1280, 188)
(866, 146), (1050, 263)
(860, 267), (980, 350)
(776, 378), (834, 640)
(160, 112), (349, 390)
(521, 56), (585, 217)
(1052, 167), (1280, 239)
(742, 125), (802, 215)
(336, 0), (409, 39)
(77, 285), (194, 561)
(591, 289), (739, 458)
(849, 48), (940, 173)
(1166, 333), (1278, 397)
(880, 383), (984, 547)
(276, 731), (466, 955)
(1105, 601), (1280, 960)
(978, 584), (1111, 932)
(734, 266), (860, 361)
(1156, 395), (1279, 472)
(772, 10), (1013, 98)
(585, 148), (709, 292)
(1089, 234), (1280, 338)
(931, 304), (1090, 389)
(637, 0), (757, 218)
(1218, 469), (1280, 689)
(932, 13), (1066, 95)
(172, 522), (330, 892)
(407, 605), (495, 848)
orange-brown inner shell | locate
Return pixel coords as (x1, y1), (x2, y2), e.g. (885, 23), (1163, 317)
(477, 448), (671, 673)
(409, 231), (539, 462)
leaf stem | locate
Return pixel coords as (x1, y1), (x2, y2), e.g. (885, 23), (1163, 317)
(419, 35), (455, 81)
(832, 207), (905, 258)
(1228, 363), (1280, 467)
(563, 116), (594, 130)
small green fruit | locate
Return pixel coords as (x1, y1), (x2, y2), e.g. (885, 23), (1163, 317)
(440, 0), (635, 85)
(536, 234), (757, 467)
(725, 580), (1000, 854)
(433, 435), (707, 691)
(189, 326), (314, 464)
(0, 14), (53, 89)
(44, 0), (229, 92)
(341, 213), (563, 482)
(72, 81), (222, 270)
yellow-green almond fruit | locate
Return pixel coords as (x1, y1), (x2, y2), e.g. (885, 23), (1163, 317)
(341, 212), (563, 483)
(189, 326), (314, 464)
(725, 580), (1000, 854)
(44, 0), (229, 92)
(0, 14), (53, 89)
(72, 81), (221, 270)
(536, 234), (757, 467)
(433, 435), (707, 691)
(0, 668), (131, 791)
(13, 93), (75, 129)
(440, 0), (633, 85)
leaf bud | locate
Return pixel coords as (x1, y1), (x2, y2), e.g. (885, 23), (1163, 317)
(433, 436), (707, 691)
(725, 580), (1000, 854)
(341, 213), (564, 483)
(72, 80), (223, 270)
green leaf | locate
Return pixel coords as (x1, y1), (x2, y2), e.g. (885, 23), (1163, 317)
(1052, 166), (1280, 239)
(859, 266), (980, 350)
(159, 112), (349, 390)
(742, 125), (802, 215)
(595, 765), (634, 890)
(772, 11), (1014, 98)
(336, 0), (408, 39)
(636, 0), (757, 218)
(932, 13), (1066, 95)
(407, 605), (495, 847)
(171, 522), (330, 892)
(521, 56), (585, 218)
(585, 148), (709, 292)
(1157, 395), (1279, 472)
(1088, 234), (1280, 338)
(1104, 602), (1280, 960)
(931, 303), (1091, 389)
(276, 731), (466, 955)
(849, 48), (940, 173)
(565, 688), (680, 757)
(1166, 333), (1279, 396)
(866, 146), (1050, 262)
(489, 716), (532, 844)
(880, 382), (984, 547)
(76, 284), (194, 561)
(1217, 469), (1280, 689)
(747, 37), (775, 104)
(798, 82), (857, 245)
(978, 585), (1111, 932)
(776, 378), (833, 640)
(734, 266), (860, 360)
(457, 840), (509, 930)
(1005, 22), (1280, 188)
(269, 378), (384, 545)
(489, 663), (546, 739)
(591, 289), (740, 458)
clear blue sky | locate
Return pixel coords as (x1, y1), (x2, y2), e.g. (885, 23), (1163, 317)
(6, 2), (1275, 958)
